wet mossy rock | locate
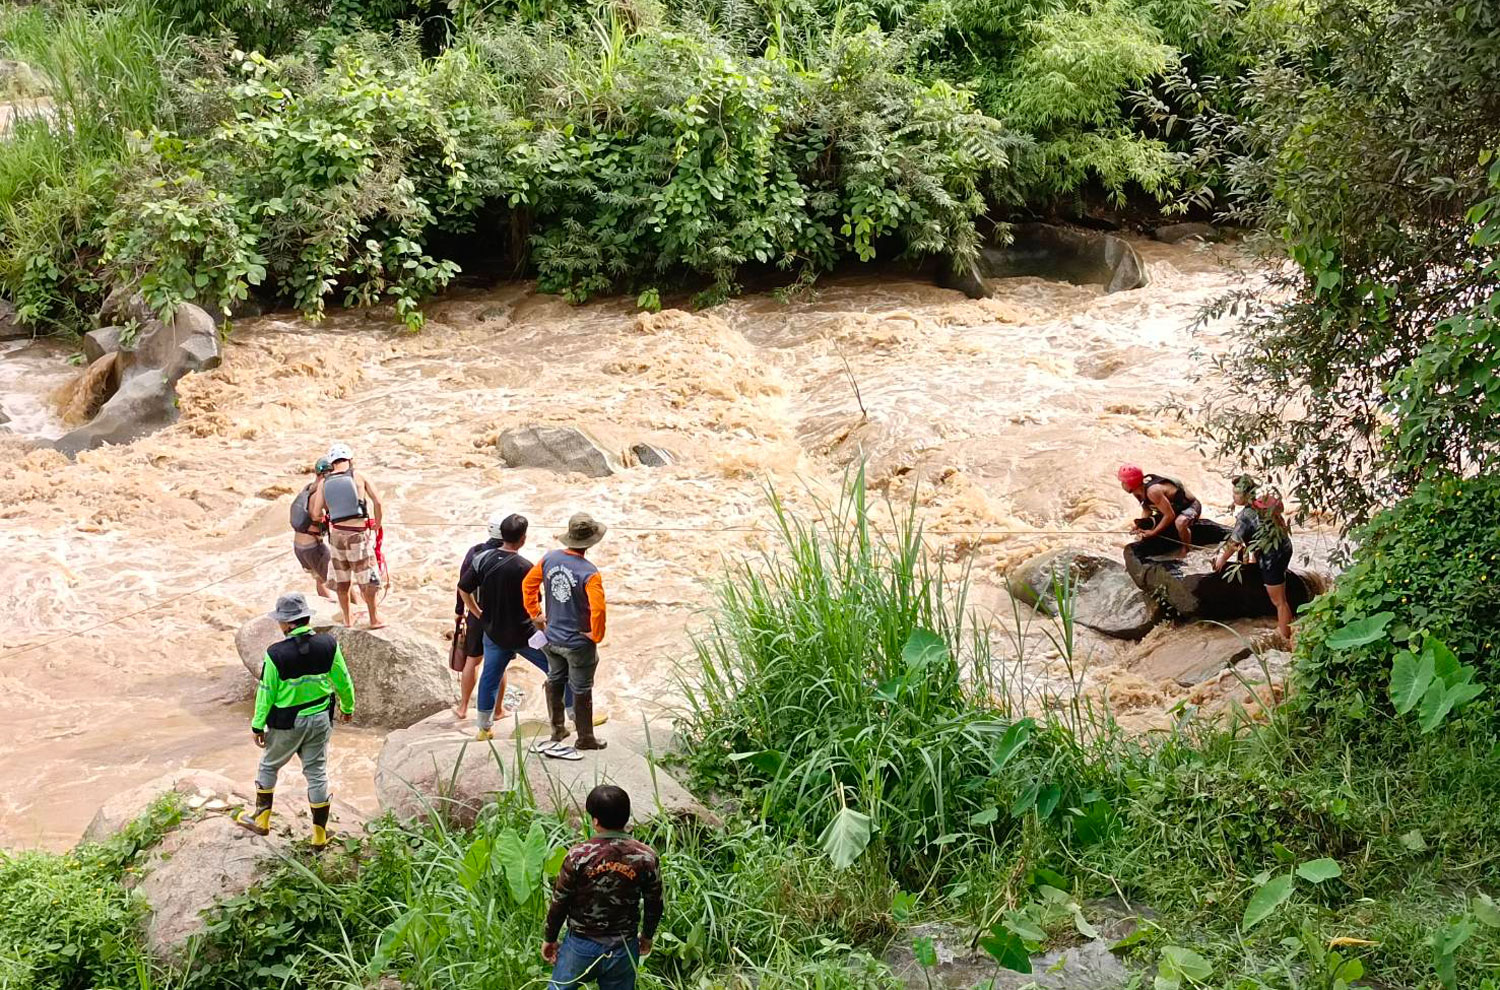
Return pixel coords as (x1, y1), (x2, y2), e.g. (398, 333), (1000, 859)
(1152, 221), (1223, 244)
(234, 615), (450, 728)
(978, 223), (1147, 294)
(0, 298), (26, 340)
(498, 424), (621, 478)
(1010, 548), (1161, 639)
(376, 712), (715, 828)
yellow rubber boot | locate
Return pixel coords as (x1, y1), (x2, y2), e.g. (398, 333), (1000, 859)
(235, 788), (274, 836)
(310, 800), (331, 852)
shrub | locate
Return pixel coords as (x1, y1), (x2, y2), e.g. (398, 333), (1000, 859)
(1295, 474), (1500, 721)
(0, 851), (142, 990)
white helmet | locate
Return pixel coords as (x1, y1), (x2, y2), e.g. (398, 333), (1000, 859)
(326, 442), (353, 463)
(487, 513), (508, 540)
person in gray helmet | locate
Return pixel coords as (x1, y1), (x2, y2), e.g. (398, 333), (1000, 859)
(309, 443), (385, 628)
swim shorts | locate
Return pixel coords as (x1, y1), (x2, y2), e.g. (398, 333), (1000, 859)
(462, 613), (485, 658)
(294, 540), (330, 581)
(328, 525), (378, 587)
(1177, 499), (1203, 526)
(1257, 544), (1293, 586)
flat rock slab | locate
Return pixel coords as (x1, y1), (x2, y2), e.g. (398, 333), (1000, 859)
(234, 616), (450, 728)
(887, 916), (1137, 989)
(1010, 547), (1160, 639)
(79, 768), (244, 846)
(376, 712), (713, 828)
(499, 424), (620, 478)
(137, 815), (291, 957)
(1131, 619), (1280, 687)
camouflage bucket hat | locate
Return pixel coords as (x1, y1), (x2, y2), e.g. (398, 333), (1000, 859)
(557, 512), (607, 549)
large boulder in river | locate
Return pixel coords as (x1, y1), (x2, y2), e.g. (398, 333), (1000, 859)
(235, 616), (450, 728)
(376, 713), (713, 827)
(1010, 548), (1160, 639)
(82, 325), (124, 364)
(499, 424), (620, 478)
(1129, 618), (1281, 688)
(1152, 221), (1222, 244)
(979, 223), (1147, 294)
(53, 370), (177, 455)
(1124, 533), (1318, 621)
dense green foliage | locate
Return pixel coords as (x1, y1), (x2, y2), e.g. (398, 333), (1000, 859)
(1295, 474), (1500, 724)
(0, 0), (1287, 333)
(1199, 0), (1500, 525)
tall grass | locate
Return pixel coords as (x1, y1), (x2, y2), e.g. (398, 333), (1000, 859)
(0, 2), (182, 331)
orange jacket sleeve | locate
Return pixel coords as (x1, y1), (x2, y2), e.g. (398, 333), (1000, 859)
(522, 560), (544, 620)
(584, 573), (607, 644)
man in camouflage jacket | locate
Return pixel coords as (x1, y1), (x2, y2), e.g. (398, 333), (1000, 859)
(542, 785), (663, 989)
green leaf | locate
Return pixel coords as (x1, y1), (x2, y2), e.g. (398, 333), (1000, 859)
(991, 718), (1034, 772)
(1399, 830), (1428, 852)
(913, 936), (937, 968)
(1325, 612), (1394, 649)
(968, 806), (999, 826)
(729, 750), (785, 775)
(1036, 783), (1063, 819)
(1474, 892), (1500, 928)
(978, 927), (1031, 974)
(1157, 945), (1213, 987)
(892, 890), (918, 923)
(818, 806), (873, 870)
(1003, 913), (1048, 943)
(1010, 781), (1040, 817)
(902, 628), (948, 672)
(1426, 637), (1461, 684)
(1390, 649), (1434, 715)
(1243, 873), (1296, 930)
(1296, 859), (1343, 883)
(457, 835), (492, 892)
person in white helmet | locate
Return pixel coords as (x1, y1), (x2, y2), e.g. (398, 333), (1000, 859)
(309, 443), (385, 628)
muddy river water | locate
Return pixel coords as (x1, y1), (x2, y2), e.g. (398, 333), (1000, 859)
(0, 239), (1319, 849)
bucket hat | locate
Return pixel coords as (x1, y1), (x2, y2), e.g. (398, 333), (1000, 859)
(556, 512), (606, 549)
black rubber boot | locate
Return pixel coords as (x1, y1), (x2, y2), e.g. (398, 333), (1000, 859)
(310, 800), (331, 852)
(547, 680), (571, 743)
(573, 693), (607, 751)
(235, 788), (274, 835)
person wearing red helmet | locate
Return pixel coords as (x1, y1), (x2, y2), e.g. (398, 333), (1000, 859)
(1118, 464), (1203, 553)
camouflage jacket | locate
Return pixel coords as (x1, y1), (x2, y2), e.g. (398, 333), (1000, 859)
(544, 831), (663, 942)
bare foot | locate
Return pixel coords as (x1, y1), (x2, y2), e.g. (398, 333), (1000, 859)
(368, 620), (388, 630)
(452, 705), (468, 720)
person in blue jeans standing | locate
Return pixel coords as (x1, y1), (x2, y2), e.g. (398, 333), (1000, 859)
(542, 785), (663, 990)
(456, 513), (571, 741)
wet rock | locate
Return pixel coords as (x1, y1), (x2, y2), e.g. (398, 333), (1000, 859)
(138, 816), (290, 957)
(1132, 619), (1279, 687)
(376, 713), (714, 828)
(631, 442), (675, 468)
(0, 59), (48, 99)
(1124, 534), (1317, 622)
(0, 298), (27, 340)
(129, 303), (219, 382)
(82, 326), (124, 364)
(97, 286), (156, 328)
(1010, 548), (1160, 639)
(499, 424), (620, 478)
(53, 370), (176, 454)
(937, 257), (989, 299)
(79, 768), (243, 845)
(886, 915), (1138, 989)
(1153, 222), (1221, 244)
(979, 224), (1147, 294)
(235, 616), (449, 728)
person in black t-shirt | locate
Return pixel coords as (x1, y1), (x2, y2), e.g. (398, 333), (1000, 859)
(451, 517), (505, 719)
(458, 513), (572, 741)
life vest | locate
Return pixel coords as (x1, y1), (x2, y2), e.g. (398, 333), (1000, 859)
(1138, 474), (1195, 518)
(323, 470), (366, 524)
(289, 483), (323, 535)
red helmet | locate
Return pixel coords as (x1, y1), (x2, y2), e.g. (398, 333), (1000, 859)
(1117, 464), (1144, 489)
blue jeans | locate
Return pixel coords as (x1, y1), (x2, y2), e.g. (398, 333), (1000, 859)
(476, 634), (571, 730)
(548, 934), (640, 990)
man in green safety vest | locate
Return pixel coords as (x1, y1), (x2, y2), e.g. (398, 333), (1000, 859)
(235, 592), (355, 850)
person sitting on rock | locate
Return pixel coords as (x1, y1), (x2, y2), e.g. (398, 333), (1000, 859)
(309, 442), (385, 628)
(542, 785), (662, 990)
(1213, 474), (1296, 643)
(1119, 464), (1203, 554)
(290, 458), (335, 602)
(524, 513), (609, 753)
(236, 592), (355, 851)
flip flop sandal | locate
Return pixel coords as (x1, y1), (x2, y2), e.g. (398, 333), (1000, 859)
(529, 740), (562, 755)
(542, 745), (583, 762)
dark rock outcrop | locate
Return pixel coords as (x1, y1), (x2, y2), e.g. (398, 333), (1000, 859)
(1152, 222), (1222, 244)
(630, 442), (676, 468)
(979, 223), (1147, 294)
(0, 298), (27, 340)
(1010, 548), (1160, 639)
(81, 326), (124, 364)
(1124, 528), (1318, 621)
